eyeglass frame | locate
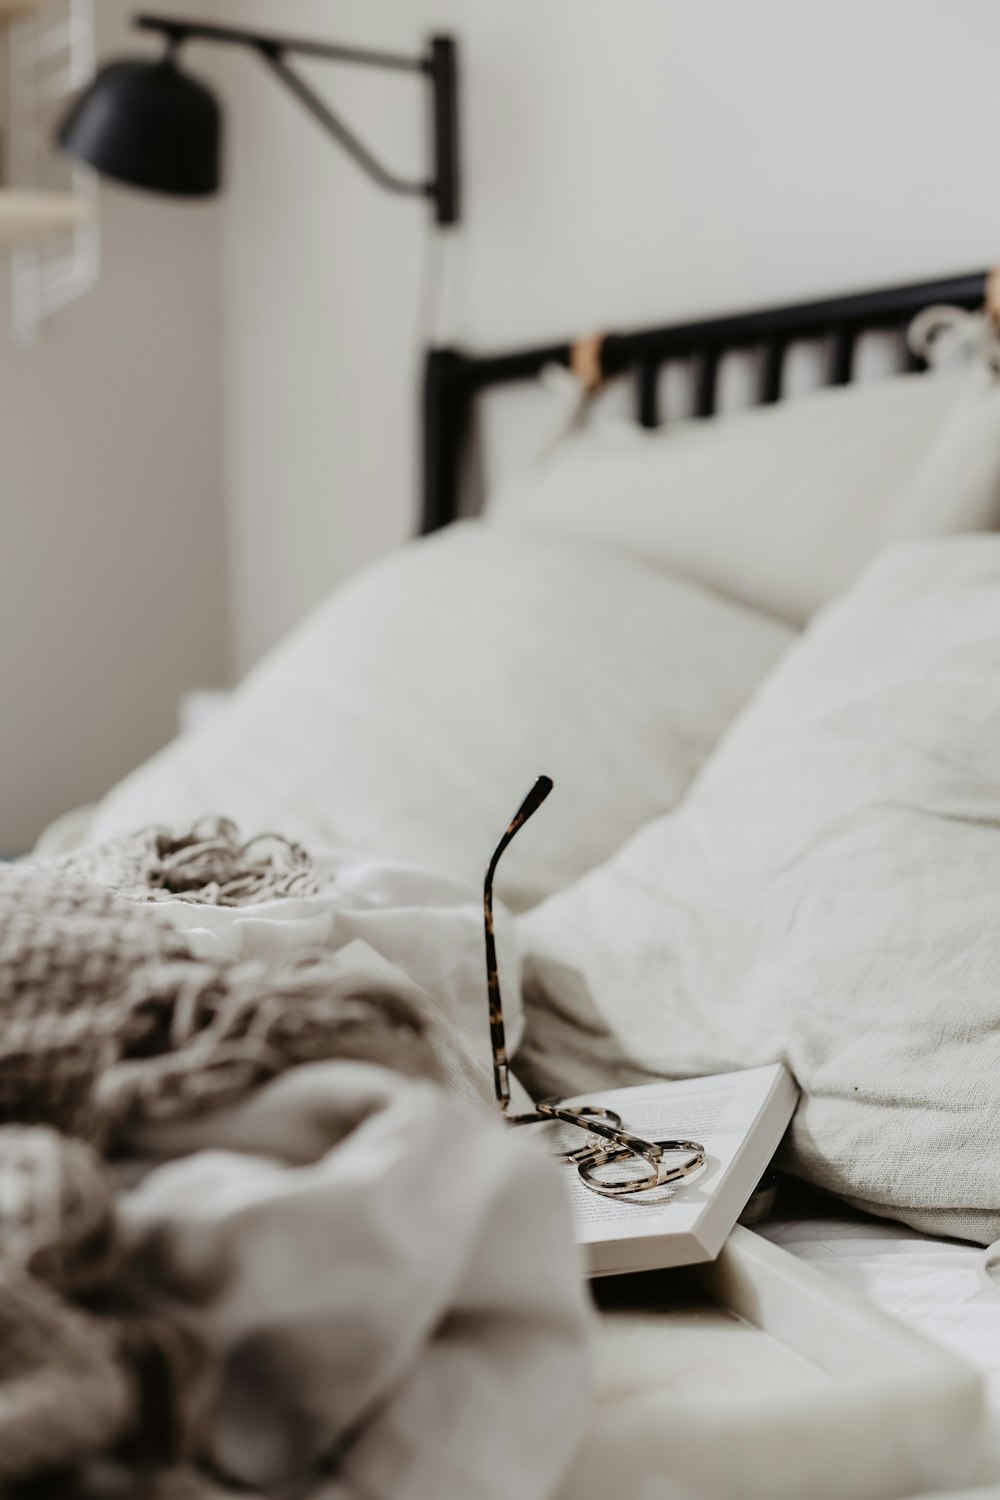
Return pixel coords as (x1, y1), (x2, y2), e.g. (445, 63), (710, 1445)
(483, 775), (705, 1199)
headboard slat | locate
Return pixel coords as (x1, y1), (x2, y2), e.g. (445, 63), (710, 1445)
(759, 340), (786, 405)
(905, 342), (928, 375)
(830, 327), (856, 386)
(695, 349), (720, 418)
(636, 361), (659, 428)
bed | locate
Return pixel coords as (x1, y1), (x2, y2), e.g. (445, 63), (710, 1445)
(29, 265), (1000, 1499)
(417, 264), (1000, 1494)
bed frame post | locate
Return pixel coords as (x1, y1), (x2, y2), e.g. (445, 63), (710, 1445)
(421, 347), (469, 534)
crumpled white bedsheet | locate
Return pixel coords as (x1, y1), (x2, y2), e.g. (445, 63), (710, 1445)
(109, 849), (593, 1500)
(122, 1062), (592, 1500)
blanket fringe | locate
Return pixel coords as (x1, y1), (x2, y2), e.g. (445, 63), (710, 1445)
(45, 816), (320, 907)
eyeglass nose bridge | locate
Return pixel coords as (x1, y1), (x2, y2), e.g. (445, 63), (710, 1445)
(535, 1101), (628, 1156)
(535, 1101), (669, 1172)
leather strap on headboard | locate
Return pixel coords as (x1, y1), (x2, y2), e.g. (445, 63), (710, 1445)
(570, 332), (606, 394)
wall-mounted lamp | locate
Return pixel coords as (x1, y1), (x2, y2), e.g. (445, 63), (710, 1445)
(57, 13), (460, 224)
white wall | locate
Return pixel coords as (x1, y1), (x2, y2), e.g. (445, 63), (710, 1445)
(214, 0), (450, 670)
(0, 0), (229, 852)
(216, 0), (1000, 673)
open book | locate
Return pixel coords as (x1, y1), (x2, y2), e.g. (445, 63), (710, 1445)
(549, 1064), (798, 1277)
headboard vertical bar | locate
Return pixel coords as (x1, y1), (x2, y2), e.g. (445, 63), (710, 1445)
(695, 349), (719, 417)
(830, 327), (856, 385)
(637, 361), (660, 427)
(904, 334), (927, 374)
(760, 340), (785, 404)
(421, 347), (469, 534)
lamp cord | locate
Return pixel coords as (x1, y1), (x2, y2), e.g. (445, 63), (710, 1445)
(414, 221), (451, 352)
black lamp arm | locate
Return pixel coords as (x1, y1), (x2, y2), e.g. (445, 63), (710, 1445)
(135, 15), (426, 72)
(258, 49), (427, 201)
(134, 13), (459, 223)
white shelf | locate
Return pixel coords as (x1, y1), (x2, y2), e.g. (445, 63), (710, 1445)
(3, 0), (99, 339)
(576, 1226), (991, 1500)
(0, 190), (88, 246)
(0, 0), (51, 15)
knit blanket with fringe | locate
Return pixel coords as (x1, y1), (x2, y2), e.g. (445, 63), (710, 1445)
(0, 820), (590, 1500)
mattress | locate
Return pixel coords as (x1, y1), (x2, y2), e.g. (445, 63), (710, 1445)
(758, 1196), (1000, 1470)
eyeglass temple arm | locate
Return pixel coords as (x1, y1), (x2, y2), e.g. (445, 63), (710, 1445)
(484, 775), (554, 1112)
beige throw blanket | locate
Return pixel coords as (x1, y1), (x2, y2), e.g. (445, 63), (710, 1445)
(0, 822), (591, 1499)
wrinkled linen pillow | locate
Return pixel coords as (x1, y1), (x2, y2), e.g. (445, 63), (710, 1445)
(87, 521), (792, 910)
(491, 364), (1000, 625)
(518, 536), (1000, 1243)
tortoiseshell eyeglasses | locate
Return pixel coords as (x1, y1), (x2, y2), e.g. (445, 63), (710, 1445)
(483, 776), (706, 1199)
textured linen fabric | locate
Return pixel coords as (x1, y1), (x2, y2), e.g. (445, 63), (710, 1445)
(84, 521), (793, 911)
(518, 537), (1000, 1243)
(491, 365), (1000, 625)
(121, 1061), (593, 1500)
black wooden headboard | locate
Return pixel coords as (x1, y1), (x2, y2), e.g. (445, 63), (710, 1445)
(420, 270), (988, 536)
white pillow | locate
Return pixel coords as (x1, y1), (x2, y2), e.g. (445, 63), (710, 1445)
(518, 536), (1000, 1243)
(87, 521), (793, 911)
(491, 365), (1000, 625)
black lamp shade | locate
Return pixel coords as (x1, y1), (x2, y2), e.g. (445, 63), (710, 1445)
(58, 58), (221, 198)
